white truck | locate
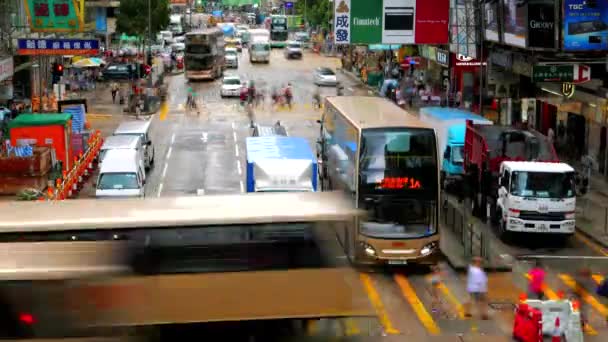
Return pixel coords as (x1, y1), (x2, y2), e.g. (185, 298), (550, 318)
(493, 161), (577, 238)
(248, 29), (271, 63)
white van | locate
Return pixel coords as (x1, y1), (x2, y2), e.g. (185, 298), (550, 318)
(113, 120), (155, 169)
(95, 149), (145, 198)
(99, 135), (146, 177)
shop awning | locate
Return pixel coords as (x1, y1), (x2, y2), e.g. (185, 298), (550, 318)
(8, 113), (72, 129)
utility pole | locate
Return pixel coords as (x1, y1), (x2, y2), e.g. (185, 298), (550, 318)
(478, 0), (484, 115)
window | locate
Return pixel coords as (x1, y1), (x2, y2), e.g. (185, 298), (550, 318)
(451, 145), (464, 163)
(97, 173), (139, 190)
(223, 78), (241, 85)
(318, 68), (335, 75)
(186, 45), (211, 54)
(252, 44), (270, 52)
(361, 200), (437, 239)
(510, 171), (575, 198)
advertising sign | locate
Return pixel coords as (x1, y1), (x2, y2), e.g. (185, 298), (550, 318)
(527, 0), (557, 49)
(95, 7), (107, 33)
(563, 0), (608, 51)
(17, 39), (100, 56)
(23, 0), (84, 32)
(532, 65), (575, 82)
(502, 0), (527, 48)
(484, 0), (501, 42)
(436, 49), (449, 67)
(334, 0), (449, 45)
(450, 0), (478, 58)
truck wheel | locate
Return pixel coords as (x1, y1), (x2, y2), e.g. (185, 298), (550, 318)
(497, 212), (512, 242)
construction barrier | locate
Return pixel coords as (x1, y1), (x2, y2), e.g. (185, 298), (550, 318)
(516, 297), (584, 342)
(42, 130), (103, 201)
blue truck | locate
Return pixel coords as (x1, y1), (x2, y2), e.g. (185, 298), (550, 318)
(418, 107), (493, 189)
(245, 136), (317, 192)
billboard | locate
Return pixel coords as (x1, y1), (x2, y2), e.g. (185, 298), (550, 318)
(563, 0), (608, 51)
(502, 0), (527, 48)
(17, 39), (100, 56)
(334, 0), (449, 45)
(450, 0), (477, 58)
(23, 0), (85, 32)
(527, 0), (557, 49)
(484, 0), (501, 42)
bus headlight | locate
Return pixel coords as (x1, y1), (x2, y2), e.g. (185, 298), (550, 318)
(420, 242), (437, 256)
(359, 242), (376, 257)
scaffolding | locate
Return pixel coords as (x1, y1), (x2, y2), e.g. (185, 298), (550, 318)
(450, 0), (481, 59)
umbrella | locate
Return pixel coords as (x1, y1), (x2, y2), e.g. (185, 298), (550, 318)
(72, 57), (105, 68)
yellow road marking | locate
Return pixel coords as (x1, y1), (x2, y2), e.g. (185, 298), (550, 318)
(359, 273), (400, 335)
(559, 274), (608, 317)
(575, 231), (608, 256)
(524, 273), (598, 335)
(159, 102), (169, 121)
(425, 275), (466, 319)
(394, 274), (441, 335)
(592, 274), (604, 285)
(86, 113), (112, 119)
(342, 318), (361, 336)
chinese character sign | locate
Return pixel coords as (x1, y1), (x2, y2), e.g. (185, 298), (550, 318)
(17, 39), (100, 56)
(24, 0), (84, 32)
(334, 0), (351, 45)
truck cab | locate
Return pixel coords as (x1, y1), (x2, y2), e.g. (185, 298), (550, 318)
(494, 161), (576, 239)
(442, 124), (466, 186)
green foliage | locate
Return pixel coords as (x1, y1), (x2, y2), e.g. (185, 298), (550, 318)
(296, 0), (332, 30)
(117, 0), (170, 38)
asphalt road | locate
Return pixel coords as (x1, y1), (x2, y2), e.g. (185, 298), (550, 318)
(83, 49), (608, 340)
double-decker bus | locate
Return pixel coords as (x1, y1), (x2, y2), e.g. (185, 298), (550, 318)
(270, 15), (288, 48)
(0, 192), (373, 339)
(184, 28), (225, 80)
(317, 96), (440, 266)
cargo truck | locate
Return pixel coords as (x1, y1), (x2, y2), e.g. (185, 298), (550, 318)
(418, 107), (492, 191)
(245, 136), (317, 193)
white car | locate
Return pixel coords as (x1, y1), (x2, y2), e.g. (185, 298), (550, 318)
(225, 47), (239, 68)
(313, 67), (338, 86)
(220, 75), (243, 98)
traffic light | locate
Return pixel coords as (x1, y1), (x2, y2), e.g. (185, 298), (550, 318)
(51, 62), (64, 84)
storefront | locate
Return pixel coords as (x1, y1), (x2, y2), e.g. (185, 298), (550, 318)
(418, 46), (450, 99)
(0, 57), (14, 105)
(450, 53), (487, 113)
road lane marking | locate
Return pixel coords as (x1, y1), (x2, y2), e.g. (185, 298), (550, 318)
(394, 274), (440, 335)
(197, 189), (205, 196)
(157, 183), (163, 197)
(575, 231), (608, 256)
(559, 274), (608, 317)
(524, 273), (598, 335)
(161, 163), (168, 179)
(233, 131), (238, 142)
(358, 273), (400, 335)
(342, 318), (361, 336)
(235, 145), (239, 157)
(240, 180), (245, 193)
(237, 160), (242, 175)
(201, 132), (208, 142)
(171, 133), (175, 144)
(166, 146), (172, 160)
(159, 102), (169, 121)
(425, 275), (466, 319)
(592, 274), (604, 285)
(231, 122), (236, 129)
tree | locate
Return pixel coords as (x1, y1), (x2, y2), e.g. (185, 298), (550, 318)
(117, 0), (170, 39)
(296, 0), (331, 30)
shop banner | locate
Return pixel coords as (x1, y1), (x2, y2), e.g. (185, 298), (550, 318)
(17, 39), (100, 56)
(335, 0), (449, 45)
(450, 0), (478, 58)
(0, 57), (14, 82)
(532, 65), (575, 82)
(436, 49), (449, 67)
(23, 0), (84, 32)
(502, 0), (527, 48)
(527, 0), (557, 49)
(95, 7), (107, 33)
(563, 0), (608, 51)
(484, 0), (501, 42)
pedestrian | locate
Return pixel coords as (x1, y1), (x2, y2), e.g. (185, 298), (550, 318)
(464, 256), (489, 320)
(110, 82), (119, 104)
(547, 127), (555, 147)
(284, 83), (293, 109)
(528, 260), (545, 300)
(429, 264), (443, 314)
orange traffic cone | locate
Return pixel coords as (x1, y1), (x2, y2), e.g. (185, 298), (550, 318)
(552, 316), (561, 342)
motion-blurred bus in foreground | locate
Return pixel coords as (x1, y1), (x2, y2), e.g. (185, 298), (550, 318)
(0, 192), (373, 339)
(317, 96), (440, 266)
(184, 28), (225, 80)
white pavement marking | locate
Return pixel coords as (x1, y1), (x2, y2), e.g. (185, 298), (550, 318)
(197, 189), (205, 196)
(235, 145), (239, 157)
(171, 133), (175, 144)
(157, 183), (163, 197)
(201, 131), (208, 142)
(347, 87), (353, 92)
(237, 160), (242, 175)
(240, 181), (245, 193)
(166, 146), (172, 160)
(161, 163), (168, 179)
(233, 131), (238, 142)
(231, 122), (236, 129)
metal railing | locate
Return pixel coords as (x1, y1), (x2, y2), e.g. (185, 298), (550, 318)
(576, 196), (608, 237)
(442, 196), (490, 262)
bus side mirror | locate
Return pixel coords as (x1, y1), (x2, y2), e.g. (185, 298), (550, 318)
(443, 149), (450, 160)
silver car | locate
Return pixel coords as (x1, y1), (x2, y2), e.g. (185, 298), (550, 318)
(225, 48), (239, 68)
(313, 67), (338, 86)
(284, 41), (303, 59)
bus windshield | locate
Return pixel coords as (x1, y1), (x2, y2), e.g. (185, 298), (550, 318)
(186, 45), (212, 54)
(186, 56), (215, 70)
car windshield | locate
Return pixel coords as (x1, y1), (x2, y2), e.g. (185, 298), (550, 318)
(272, 18), (286, 25)
(186, 45), (212, 54)
(452, 146), (464, 163)
(107, 65), (128, 71)
(226, 51), (237, 57)
(97, 172), (139, 190)
(318, 68), (334, 75)
(288, 43), (301, 48)
(223, 78), (240, 85)
(510, 171), (576, 198)
(252, 44), (270, 52)
(185, 56), (215, 69)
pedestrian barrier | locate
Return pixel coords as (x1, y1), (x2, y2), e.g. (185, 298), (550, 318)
(442, 196), (490, 261)
(40, 130), (103, 201)
(517, 297), (584, 342)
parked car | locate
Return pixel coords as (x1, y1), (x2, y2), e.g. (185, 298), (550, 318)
(100, 63), (136, 81)
(313, 67), (338, 86)
(220, 75), (243, 98)
(284, 41), (303, 59)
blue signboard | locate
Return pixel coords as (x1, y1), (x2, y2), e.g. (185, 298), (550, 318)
(95, 8), (107, 33)
(563, 0), (608, 51)
(285, 2), (293, 8)
(17, 39), (100, 55)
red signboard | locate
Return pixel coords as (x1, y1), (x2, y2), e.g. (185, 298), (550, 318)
(414, 0), (449, 44)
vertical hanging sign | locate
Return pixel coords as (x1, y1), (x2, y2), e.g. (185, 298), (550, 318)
(334, 0), (351, 45)
(23, 0), (84, 32)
